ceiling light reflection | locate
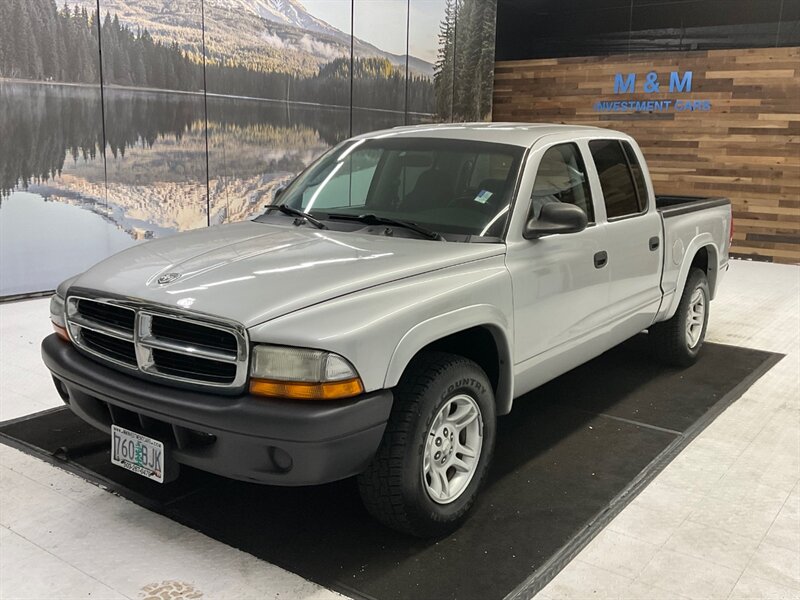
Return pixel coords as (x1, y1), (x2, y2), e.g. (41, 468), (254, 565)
(253, 252), (393, 275)
(166, 275), (256, 295)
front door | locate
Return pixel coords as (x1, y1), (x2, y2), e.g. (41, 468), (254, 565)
(505, 140), (610, 393)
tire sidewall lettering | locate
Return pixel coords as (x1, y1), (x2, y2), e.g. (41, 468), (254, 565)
(440, 377), (486, 401)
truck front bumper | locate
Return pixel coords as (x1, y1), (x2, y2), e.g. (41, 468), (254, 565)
(41, 334), (393, 485)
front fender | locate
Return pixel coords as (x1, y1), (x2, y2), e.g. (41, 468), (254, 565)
(384, 305), (515, 414)
(247, 255), (514, 402)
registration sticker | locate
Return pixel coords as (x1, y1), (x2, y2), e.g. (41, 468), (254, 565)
(474, 190), (493, 204)
(111, 424), (164, 483)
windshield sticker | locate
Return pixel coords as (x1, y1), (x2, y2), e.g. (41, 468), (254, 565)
(474, 190), (493, 204)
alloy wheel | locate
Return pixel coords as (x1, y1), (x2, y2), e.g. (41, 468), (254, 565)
(422, 393), (483, 504)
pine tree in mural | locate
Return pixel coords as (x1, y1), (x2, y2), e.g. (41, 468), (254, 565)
(434, 0), (497, 122)
(434, 0), (457, 121)
(0, 0), (435, 113)
(0, 0), (203, 90)
(0, 0), (99, 83)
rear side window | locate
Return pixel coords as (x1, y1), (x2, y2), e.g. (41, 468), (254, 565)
(621, 141), (648, 211)
(589, 140), (641, 219)
(531, 143), (594, 221)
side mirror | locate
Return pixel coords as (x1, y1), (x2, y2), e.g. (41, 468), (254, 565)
(523, 203), (588, 239)
(274, 185), (287, 200)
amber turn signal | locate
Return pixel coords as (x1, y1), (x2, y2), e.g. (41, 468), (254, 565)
(249, 377), (364, 400)
(52, 322), (70, 343)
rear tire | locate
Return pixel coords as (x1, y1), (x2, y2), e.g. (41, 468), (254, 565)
(650, 267), (710, 367)
(357, 351), (496, 537)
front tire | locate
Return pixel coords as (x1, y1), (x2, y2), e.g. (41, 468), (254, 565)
(357, 351), (496, 537)
(650, 267), (710, 367)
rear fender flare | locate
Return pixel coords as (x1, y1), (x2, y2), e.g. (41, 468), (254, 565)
(665, 236), (720, 320)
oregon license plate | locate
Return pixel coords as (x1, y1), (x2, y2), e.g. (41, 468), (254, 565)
(111, 425), (164, 483)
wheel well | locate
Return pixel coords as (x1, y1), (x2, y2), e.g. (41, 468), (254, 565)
(690, 245), (718, 297)
(420, 327), (500, 395)
(691, 246), (708, 273)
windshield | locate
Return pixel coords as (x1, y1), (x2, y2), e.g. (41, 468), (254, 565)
(259, 137), (524, 240)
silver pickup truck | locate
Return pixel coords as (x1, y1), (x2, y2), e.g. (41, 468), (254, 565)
(44, 123), (732, 536)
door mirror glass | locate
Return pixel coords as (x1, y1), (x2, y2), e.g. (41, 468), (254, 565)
(523, 203), (588, 239)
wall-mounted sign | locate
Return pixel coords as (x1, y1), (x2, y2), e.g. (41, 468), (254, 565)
(594, 70), (712, 113)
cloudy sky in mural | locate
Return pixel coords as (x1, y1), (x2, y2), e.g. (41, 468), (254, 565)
(304, 0), (442, 62)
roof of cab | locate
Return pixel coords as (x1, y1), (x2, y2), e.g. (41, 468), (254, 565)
(351, 122), (613, 147)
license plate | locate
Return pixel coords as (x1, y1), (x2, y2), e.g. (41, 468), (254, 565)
(111, 425), (164, 483)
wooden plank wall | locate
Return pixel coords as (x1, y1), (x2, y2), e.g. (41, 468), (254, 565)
(493, 47), (800, 263)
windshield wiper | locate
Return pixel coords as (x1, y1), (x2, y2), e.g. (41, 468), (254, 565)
(327, 213), (444, 241)
(265, 204), (328, 230)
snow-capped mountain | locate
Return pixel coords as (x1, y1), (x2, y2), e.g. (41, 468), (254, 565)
(74, 0), (434, 77)
(229, 0), (435, 76)
(248, 0), (341, 37)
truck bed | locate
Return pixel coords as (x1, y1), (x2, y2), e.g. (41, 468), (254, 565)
(655, 194), (732, 323)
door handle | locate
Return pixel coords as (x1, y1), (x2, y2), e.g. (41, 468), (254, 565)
(594, 251), (608, 269)
(649, 236), (660, 251)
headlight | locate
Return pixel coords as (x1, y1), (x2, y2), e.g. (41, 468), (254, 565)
(249, 345), (364, 400)
(49, 294), (70, 342)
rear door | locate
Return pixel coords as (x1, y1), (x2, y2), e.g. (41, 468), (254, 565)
(587, 138), (663, 335)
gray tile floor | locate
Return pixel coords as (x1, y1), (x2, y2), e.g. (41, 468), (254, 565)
(0, 259), (798, 599)
(539, 260), (799, 600)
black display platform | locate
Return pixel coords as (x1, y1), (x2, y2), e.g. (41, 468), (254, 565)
(0, 337), (780, 600)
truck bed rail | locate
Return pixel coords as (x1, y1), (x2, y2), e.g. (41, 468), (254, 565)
(656, 196), (731, 218)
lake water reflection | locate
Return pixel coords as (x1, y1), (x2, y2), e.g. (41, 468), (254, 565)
(0, 81), (416, 295)
(0, 191), (138, 296)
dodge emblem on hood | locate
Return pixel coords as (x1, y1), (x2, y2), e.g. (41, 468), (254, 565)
(157, 272), (181, 285)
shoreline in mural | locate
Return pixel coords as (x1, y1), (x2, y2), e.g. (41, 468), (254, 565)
(0, 0), (498, 296)
(0, 81), (401, 236)
(0, 77), (439, 116)
(0, 80), (421, 296)
(0, 0), (439, 110)
(0, 0), (495, 117)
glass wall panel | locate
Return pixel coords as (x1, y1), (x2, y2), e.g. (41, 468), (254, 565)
(98, 0), (208, 239)
(409, 0), (450, 123)
(205, 0), (352, 224)
(452, 0), (497, 121)
(352, 0), (409, 135)
(0, 0), (131, 296)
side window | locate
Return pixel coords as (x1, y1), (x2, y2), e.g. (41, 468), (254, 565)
(302, 149), (381, 210)
(531, 143), (594, 221)
(469, 152), (515, 192)
(468, 153), (492, 189)
(588, 139), (641, 219)
(621, 141), (648, 212)
(398, 151), (434, 204)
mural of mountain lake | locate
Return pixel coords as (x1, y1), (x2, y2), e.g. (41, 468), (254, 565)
(0, 81), (420, 296)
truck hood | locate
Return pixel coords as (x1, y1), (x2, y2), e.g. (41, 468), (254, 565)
(70, 221), (505, 327)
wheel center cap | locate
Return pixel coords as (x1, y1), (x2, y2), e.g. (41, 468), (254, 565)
(432, 426), (455, 463)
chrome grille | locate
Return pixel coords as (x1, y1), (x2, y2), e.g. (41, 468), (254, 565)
(66, 296), (248, 390)
(76, 298), (135, 330)
(81, 328), (138, 366)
